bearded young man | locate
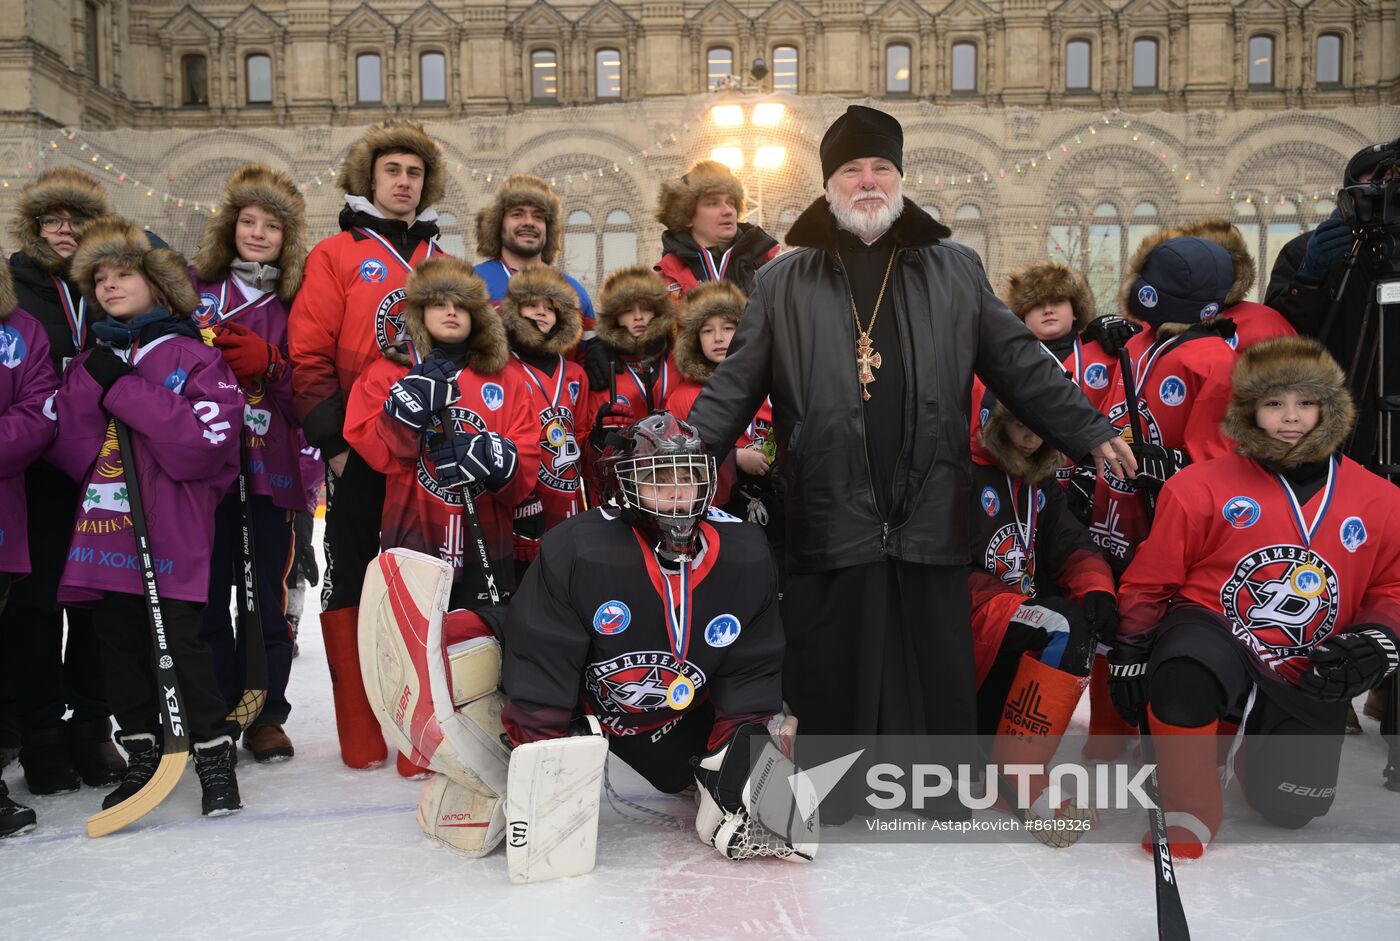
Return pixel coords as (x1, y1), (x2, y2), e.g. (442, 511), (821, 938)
(687, 106), (1133, 821)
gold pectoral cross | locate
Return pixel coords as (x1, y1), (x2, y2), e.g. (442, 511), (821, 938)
(856, 332), (882, 401)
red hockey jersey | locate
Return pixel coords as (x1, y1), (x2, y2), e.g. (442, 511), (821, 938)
(1223, 300), (1298, 352)
(506, 352), (592, 529)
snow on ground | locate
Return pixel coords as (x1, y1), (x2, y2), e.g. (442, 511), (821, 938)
(4, 524), (1399, 940)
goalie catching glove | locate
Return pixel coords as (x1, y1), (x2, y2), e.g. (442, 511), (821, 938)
(692, 723), (818, 862)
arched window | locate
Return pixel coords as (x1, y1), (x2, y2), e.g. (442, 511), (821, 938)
(531, 49), (558, 102)
(951, 43), (977, 93)
(356, 53), (381, 103)
(420, 52), (446, 102)
(563, 210), (596, 287)
(596, 48), (622, 99)
(707, 47), (733, 89)
(603, 210), (637, 275)
(246, 54), (272, 104)
(1066, 40), (1091, 90)
(181, 54), (208, 106)
(772, 46), (799, 93)
(1132, 38), (1159, 89)
(1316, 34), (1342, 85)
(886, 43), (911, 95)
(954, 203), (988, 267)
(1249, 35), (1275, 87)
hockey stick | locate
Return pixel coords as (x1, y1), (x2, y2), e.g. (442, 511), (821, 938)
(440, 410), (503, 607)
(1117, 349), (1156, 517)
(226, 451), (268, 731)
(86, 419), (190, 837)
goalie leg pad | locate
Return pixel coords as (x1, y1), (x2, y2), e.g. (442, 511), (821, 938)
(505, 720), (609, 884)
(448, 635), (502, 708)
(417, 772), (505, 858)
(694, 723), (819, 862)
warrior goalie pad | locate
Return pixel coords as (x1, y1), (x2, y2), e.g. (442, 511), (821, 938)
(505, 717), (609, 884)
(693, 723), (819, 862)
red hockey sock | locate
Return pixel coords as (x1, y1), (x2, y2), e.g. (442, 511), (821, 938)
(321, 606), (388, 770)
(1141, 704), (1221, 860)
(991, 654), (1089, 818)
(1082, 654), (1138, 760)
(396, 751), (432, 779)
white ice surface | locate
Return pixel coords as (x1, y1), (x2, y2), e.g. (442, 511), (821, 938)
(4, 522), (1399, 940)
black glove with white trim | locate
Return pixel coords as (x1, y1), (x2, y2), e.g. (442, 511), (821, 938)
(384, 358), (456, 431)
(428, 430), (518, 492)
(1298, 626), (1399, 702)
(1107, 643), (1151, 726)
(1130, 443), (1189, 497)
(1081, 315), (1141, 357)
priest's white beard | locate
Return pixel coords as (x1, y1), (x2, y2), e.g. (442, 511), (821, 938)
(826, 178), (904, 243)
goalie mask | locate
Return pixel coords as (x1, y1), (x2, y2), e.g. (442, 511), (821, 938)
(598, 412), (716, 558)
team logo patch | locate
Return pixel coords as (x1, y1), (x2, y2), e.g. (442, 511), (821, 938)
(979, 407), (990, 426)
(1137, 284), (1159, 308)
(1227, 334), (1240, 350)
(0, 325), (28, 368)
(1222, 496), (1261, 529)
(1158, 375), (1187, 407)
(1104, 401), (1161, 493)
(163, 369), (188, 394)
(1083, 362), (1109, 390)
(585, 652), (706, 716)
(1199, 302), (1220, 321)
(373, 288), (409, 355)
(704, 614), (742, 648)
(536, 406), (580, 492)
(481, 382), (505, 412)
(1339, 516), (1367, 552)
(980, 487), (1000, 516)
(193, 293), (221, 327)
(1035, 489), (1046, 511)
(568, 380), (581, 403)
(593, 601), (631, 635)
(1220, 545), (1340, 674)
(360, 258), (387, 283)
(984, 522), (1032, 595)
(616, 394), (631, 409)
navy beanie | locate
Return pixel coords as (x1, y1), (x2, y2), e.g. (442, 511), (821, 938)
(820, 106), (904, 181)
(1126, 236), (1234, 328)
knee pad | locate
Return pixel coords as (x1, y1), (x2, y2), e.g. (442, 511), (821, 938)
(1149, 657), (1226, 729)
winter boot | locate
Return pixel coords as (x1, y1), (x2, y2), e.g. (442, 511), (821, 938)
(193, 736), (243, 817)
(321, 606), (387, 769)
(1, 768), (37, 838)
(397, 751), (432, 779)
(101, 733), (161, 809)
(69, 717), (126, 787)
(243, 724), (294, 763)
(1140, 704), (1221, 860)
(19, 725), (82, 795)
(1082, 655), (1139, 761)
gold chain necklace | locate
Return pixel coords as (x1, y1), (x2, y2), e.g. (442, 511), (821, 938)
(837, 247), (898, 401)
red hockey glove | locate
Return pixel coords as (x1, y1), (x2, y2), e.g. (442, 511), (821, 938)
(590, 398), (637, 451)
(213, 322), (287, 384)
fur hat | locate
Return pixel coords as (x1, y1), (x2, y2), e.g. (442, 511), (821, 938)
(1222, 336), (1355, 469)
(655, 160), (747, 233)
(193, 164), (307, 301)
(1122, 235), (1233, 328)
(339, 120), (445, 214)
(596, 265), (675, 355)
(392, 256), (507, 374)
(499, 264), (582, 357)
(1003, 261), (1095, 333)
(476, 174), (562, 265)
(70, 217), (199, 317)
(0, 262), (16, 320)
(1171, 218), (1255, 307)
(977, 389), (1064, 485)
(673, 281), (746, 382)
(11, 167), (112, 273)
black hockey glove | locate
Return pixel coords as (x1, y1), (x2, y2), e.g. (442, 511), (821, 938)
(427, 430), (518, 492)
(1082, 591), (1120, 645)
(1130, 443), (1189, 498)
(83, 346), (135, 393)
(583, 340), (620, 393)
(384, 358), (457, 431)
(1106, 643), (1151, 726)
(1298, 626), (1399, 702)
(1080, 315), (1141, 357)
(1063, 461), (1097, 526)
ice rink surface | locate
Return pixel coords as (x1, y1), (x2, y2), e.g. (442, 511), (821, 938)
(4, 527), (1399, 940)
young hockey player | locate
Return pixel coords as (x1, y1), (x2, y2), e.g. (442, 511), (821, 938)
(49, 218), (246, 816)
(0, 262), (60, 837)
(653, 159), (780, 298)
(585, 266), (676, 458)
(1174, 218), (1297, 351)
(1109, 336), (1400, 858)
(190, 163), (308, 763)
(497, 265), (591, 571)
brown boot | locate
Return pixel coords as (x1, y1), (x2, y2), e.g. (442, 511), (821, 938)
(242, 724), (295, 763)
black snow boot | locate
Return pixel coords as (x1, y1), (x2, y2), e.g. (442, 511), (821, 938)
(19, 725), (81, 795)
(69, 717), (127, 787)
(101, 732), (161, 809)
(193, 737), (242, 817)
(1, 774), (37, 838)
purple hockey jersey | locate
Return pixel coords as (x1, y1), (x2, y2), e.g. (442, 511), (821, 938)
(47, 332), (244, 604)
(0, 307), (59, 575)
(191, 272), (308, 511)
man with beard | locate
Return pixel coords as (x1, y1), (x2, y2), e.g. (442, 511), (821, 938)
(474, 174), (595, 342)
(687, 106), (1132, 821)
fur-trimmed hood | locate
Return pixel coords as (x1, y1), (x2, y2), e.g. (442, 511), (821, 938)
(193, 164), (306, 301)
(0, 261), (17, 320)
(1003, 261), (1095, 333)
(339, 120), (445, 215)
(10, 167), (112, 274)
(390, 256), (507, 374)
(655, 160), (747, 233)
(595, 265), (675, 356)
(1172, 218), (1256, 307)
(673, 280), (746, 382)
(499, 264), (582, 357)
(974, 396), (1065, 485)
(70, 217), (199, 317)
(1222, 336), (1355, 469)
(476, 174), (562, 265)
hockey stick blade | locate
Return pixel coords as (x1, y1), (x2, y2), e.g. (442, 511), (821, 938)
(85, 750), (189, 837)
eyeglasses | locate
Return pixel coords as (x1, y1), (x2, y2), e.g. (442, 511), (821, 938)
(36, 215), (89, 234)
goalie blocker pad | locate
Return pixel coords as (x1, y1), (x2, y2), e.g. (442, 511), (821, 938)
(506, 717), (610, 884)
(694, 723), (819, 862)
(359, 548), (511, 855)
